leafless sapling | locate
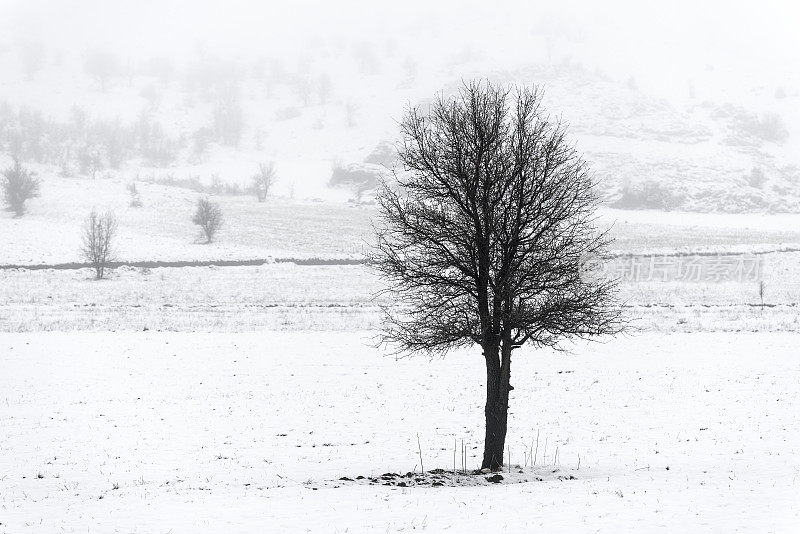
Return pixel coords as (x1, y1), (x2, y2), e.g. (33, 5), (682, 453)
(84, 50), (120, 92)
(372, 81), (622, 471)
(192, 197), (223, 243)
(127, 182), (142, 207)
(251, 162), (277, 202)
(81, 209), (118, 280)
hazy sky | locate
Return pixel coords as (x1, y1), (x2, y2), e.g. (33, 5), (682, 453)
(1, 0), (798, 102)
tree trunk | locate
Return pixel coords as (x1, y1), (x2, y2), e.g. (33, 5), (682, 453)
(482, 340), (512, 471)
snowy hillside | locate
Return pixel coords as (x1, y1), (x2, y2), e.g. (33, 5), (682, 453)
(0, 22), (797, 214)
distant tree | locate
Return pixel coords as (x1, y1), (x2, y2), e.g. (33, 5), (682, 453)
(402, 56), (417, 79)
(192, 198), (223, 243)
(191, 127), (214, 162)
(212, 82), (244, 146)
(1, 159), (40, 217)
(317, 73), (333, 104)
(275, 106), (301, 121)
(140, 56), (174, 86)
(352, 41), (379, 74)
(372, 81), (622, 471)
(77, 146), (103, 179)
(81, 209), (118, 279)
(19, 41), (45, 81)
(85, 50), (120, 92)
(345, 100), (358, 128)
(127, 182), (142, 207)
(140, 84), (162, 112)
(56, 143), (74, 177)
(295, 76), (313, 107)
(251, 162), (277, 202)
(95, 118), (128, 169)
(747, 167), (767, 188)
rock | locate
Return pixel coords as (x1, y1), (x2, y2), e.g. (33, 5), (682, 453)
(329, 162), (384, 193)
(339, 477), (353, 481)
(486, 474), (504, 483)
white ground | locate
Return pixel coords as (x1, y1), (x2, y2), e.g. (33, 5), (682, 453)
(1, 331), (797, 533)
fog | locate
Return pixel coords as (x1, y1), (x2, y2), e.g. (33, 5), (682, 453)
(1, 0), (799, 211)
(3, 0), (798, 99)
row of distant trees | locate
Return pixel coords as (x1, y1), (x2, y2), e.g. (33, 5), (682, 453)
(0, 90), (364, 175)
(18, 39), (413, 95)
(2, 159), (278, 218)
(0, 102), (237, 174)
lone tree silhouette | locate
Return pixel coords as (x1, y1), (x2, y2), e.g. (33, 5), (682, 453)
(372, 81), (621, 471)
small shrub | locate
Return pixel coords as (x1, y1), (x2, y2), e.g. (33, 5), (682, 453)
(192, 198), (222, 243)
(1, 160), (40, 216)
(613, 179), (684, 211)
(746, 167), (767, 188)
(736, 112), (789, 144)
(81, 209), (118, 279)
(275, 106), (301, 121)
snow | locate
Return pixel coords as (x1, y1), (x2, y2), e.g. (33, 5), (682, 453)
(1, 331), (797, 532)
(1, 7), (798, 532)
(600, 207), (800, 233)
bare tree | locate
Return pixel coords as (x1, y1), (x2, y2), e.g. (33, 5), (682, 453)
(192, 198), (223, 243)
(84, 50), (120, 92)
(1, 159), (40, 217)
(251, 162), (277, 202)
(372, 81), (622, 471)
(19, 41), (45, 81)
(317, 73), (333, 104)
(344, 99), (358, 128)
(77, 146), (103, 179)
(127, 182), (142, 207)
(81, 210), (118, 280)
(212, 81), (244, 146)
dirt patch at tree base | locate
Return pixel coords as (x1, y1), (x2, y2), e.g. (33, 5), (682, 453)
(311, 467), (580, 489)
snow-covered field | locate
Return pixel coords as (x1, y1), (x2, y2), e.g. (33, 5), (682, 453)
(3, 249), (799, 332)
(0, 331), (797, 533)
(4, 170), (800, 266)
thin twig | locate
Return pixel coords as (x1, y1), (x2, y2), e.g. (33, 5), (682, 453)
(417, 433), (424, 474)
